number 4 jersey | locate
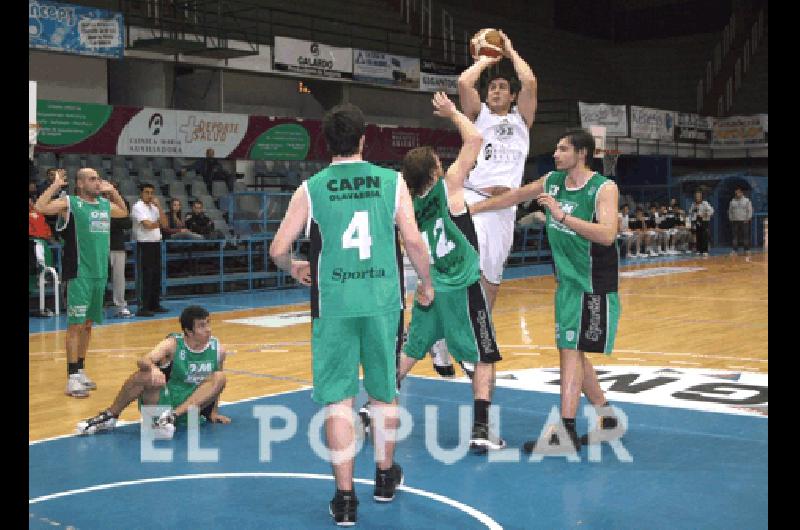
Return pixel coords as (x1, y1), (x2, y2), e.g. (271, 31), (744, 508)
(304, 161), (403, 318)
(412, 178), (480, 291)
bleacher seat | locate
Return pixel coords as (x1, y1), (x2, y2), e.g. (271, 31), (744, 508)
(190, 181), (209, 197)
(152, 157), (171, 170)
(168, 181), (188, 199)
(161, 168), (177, 181)
(138, 167), (155, 183)
(119, 179), (138, 197)
(64, 165), (80, 180)
(62, 153), (83, 167)
(112, 166), (129, 180)
(36, 151), (57, 169)
(211, 181), (230, 198)
(86, 154), (104, 171)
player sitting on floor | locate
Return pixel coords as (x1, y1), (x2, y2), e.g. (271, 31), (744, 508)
(76, 305), (230, 439)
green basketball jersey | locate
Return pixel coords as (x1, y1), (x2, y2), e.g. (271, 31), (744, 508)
(543, 171), (619, 294)
(165, 333), (221, 401)
(58, 195), (111, 281)
(412, 178), (480, 291)
(305, 161), (402, 318)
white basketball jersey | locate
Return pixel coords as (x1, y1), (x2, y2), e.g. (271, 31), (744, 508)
(466, 103), (530, 189)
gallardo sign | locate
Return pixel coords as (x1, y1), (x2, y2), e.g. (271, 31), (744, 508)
(273, 36), (353, 79)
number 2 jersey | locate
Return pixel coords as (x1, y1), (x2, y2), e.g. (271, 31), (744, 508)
(304, 161), (403, 318)
(412, 178), (480, 291)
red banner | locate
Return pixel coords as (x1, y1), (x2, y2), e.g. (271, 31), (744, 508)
(36, 104), (463, 161)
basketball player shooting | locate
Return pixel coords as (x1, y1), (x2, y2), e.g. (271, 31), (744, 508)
(430, 29), (537, 378)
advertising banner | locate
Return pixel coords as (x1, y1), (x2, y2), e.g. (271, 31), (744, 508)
(36, 99), (113, 147)
(273, 36), (352, 79)
(630, 106), (675, 141)
(117, 109), (249, 157)
(712, 115), (767, 145)
(419, 60), (463, 94)
(35, 100), (464, 161)
(578, 102), (628, 137)
(29, 1), (124, 59)
(352, 49), (420, 89)
(675, 113), (713, 144)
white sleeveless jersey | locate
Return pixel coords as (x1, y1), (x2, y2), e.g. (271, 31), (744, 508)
(466, 103), (530, 189)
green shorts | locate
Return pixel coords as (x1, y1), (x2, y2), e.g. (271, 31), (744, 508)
(138, 382), (211, 427)
(555, 284), (620, 354)
(403, 280), (501, 364)
(311, 312), (401, 405)
(66, 277), (106, 325)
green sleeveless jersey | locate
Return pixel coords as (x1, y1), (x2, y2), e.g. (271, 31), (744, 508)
(165, 333), (221, 398)
(58, 195), (111, 281)
(544, 171), (619, 294)
(412, 178), (480, 291)
(305, 161), (403, 318)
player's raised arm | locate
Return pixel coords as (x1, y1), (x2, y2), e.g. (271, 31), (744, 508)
(432, 92), (482, 190)
(457, 55), (502, 121)
(498, 31), (537, 128)
(34, 168), (69, 216)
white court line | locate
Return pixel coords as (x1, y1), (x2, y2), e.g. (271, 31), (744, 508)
(28, 386), (312, 446)
(669, 361), (702, 365)
(616, 358), (644, 362)
(502, 345), (767, 363)
(511, 352), (540, 356)
(28, 473), (502, 530)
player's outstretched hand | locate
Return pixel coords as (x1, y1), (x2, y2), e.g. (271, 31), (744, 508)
(432, 91), (457, 118)
(291, 260), (312, 286)
(498, 30), (514, 57)
(208, 412), (231, 424)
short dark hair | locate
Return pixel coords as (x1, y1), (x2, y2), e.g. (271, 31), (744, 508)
(192, 199), (203, 207)
(140, 182), (155, 192)
(46, 167), (58, 178)
(560, 129), (595, 165)
(480, 59), (521, 99)
(180, 305), (209, 334)
(322, 103), (366, 156)
(402, 146), (438, 197)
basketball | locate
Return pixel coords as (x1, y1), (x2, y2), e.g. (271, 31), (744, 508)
(470, 28), (505, 60)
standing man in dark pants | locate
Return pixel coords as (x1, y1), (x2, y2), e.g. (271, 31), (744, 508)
(131, 183), (169, 317)
(689, 190), (714, 257)
(106, 182), (132, 317)
(728, 186), (753, 259)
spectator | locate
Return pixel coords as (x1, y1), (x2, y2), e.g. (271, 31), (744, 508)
(29, 198), (54, 242)
(617, 204), (641, 258)
(646, 203), (667, 256)
(628, 207), (648, 258)
(688, 190), (714, 256)
(163, 198), (204, 240)
(658, 204), (680, 255)
(104, 182), (132, 318)
(185, 200), (226, 240)
(131, 183), (169, 317)
(673, 206), (692, 254)
(728, 186), (753, 258)
(182, 148), (235, 193)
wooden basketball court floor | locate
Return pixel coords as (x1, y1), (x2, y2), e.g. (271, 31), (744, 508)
(28, 253), (768, 529)
(29, 253), (767, 442)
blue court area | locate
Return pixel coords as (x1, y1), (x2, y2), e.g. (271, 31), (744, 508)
(30, 376), (767, 529)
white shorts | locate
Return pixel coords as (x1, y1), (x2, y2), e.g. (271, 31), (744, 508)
(464, 188), (516, 285)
